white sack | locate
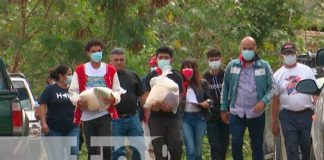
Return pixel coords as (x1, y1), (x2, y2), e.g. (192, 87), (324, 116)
(79, 87), (116, 111)
(144, 75), (179, 113)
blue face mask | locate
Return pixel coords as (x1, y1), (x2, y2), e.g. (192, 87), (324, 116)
(242, 50), (255, 61)
(65, 75), (73, 85)
(90, 51), (103, 62)
(157, 59), (171, 71)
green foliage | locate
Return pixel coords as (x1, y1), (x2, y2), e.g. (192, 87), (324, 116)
(0, 0), (323, 96)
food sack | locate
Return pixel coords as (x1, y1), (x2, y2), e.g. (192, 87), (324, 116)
(79, 87), (114, 111)
(144, 75), (179, 113)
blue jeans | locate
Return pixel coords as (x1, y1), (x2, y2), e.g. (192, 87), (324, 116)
(229, 113), (265, 160)
(112, 114), (144, 160)
(207, 119), (229, 160)
(182, 112), (207, 160)
(45, 127), (80, 159)
(279, 109), (313, 160)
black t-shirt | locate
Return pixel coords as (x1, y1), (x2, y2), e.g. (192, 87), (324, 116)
(145, 69), (183, 118)
(203, 70), (224, 120)
(39, 84), (76, 132)
(117, 69), (145, 114)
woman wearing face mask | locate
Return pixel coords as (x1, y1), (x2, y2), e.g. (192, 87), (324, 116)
(39, 64), (80, 159)
(180, 58), (212, 160)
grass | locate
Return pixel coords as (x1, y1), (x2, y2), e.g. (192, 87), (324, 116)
(79, 143), (87, 160)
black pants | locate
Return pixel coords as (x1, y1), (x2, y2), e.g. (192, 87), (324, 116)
(83, 114), (112, 160)
(207, 119), (230, 160)
(148, 116), (183, 160)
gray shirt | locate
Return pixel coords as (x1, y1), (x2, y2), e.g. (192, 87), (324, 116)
(230, 66), (262, 118)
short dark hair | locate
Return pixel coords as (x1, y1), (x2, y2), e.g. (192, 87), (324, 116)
(156, 46), (173, 58)
(85, 39), (104, 52)
(111, 48), (125, 55)
(207, 49), (221, 58)
(49, 64), (70, 81)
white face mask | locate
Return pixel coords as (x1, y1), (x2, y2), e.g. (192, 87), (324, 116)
(157, 59), (171, 71)
(284, 54), (297, 65)
(208, 61), (221, 70)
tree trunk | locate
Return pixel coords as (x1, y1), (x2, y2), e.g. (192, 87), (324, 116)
(11, 0), (27, 72)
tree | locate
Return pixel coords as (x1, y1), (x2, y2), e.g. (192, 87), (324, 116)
(0, 0), (321, 95)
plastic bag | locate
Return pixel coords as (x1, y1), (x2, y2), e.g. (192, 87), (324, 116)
(79, 87), (114, 111)
(144, 75), (179, 113)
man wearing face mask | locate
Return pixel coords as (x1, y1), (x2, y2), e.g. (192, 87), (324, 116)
(220, 36), (274, 160)
(271, 42), (317, 160)
(144, 46), (184, 160)
(109, 48), (145, 160)
(69, 39), (123, 160)
(203, 49), (229, 160)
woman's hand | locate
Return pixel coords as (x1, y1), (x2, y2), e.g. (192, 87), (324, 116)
(41, 123), (50, 135)
(200, 101), (210, 109)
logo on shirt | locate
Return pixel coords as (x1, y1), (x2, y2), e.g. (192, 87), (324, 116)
(285, 75), (301, 95)
(56, 93), (70, 99)
(86, 76), (106, 88)
(209, 84), (222, 90)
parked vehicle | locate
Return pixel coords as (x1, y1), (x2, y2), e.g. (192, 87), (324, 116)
(296, 79), (323, 160)
(10, 73), (41, 137)
(0, 57), (29, 136)
(295, 48), (324, 160)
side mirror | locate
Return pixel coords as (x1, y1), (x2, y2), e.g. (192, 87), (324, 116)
(296, 79), (321, 96)
(316, 48), (324, 66)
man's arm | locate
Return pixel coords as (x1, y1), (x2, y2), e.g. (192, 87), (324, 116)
(271, 95), (280, 137)
(220, 62), (232, 124)
(69, 72), (81, 106)
(220, 62), (231, 111)
(261, 62), (275, 104)
(110, 72), (123, 105)
(254, 62), (275, 113)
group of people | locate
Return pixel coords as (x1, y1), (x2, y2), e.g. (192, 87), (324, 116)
(37, 36), (316, 160)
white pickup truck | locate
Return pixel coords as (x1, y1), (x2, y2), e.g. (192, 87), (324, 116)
(10, 73), (41, 137)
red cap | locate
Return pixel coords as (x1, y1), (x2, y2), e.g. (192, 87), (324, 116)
(148, 55), (157, 67)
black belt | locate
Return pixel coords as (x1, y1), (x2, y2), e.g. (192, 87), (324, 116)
(283, 108), (312, 114)
(119, 112), (137, 118)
